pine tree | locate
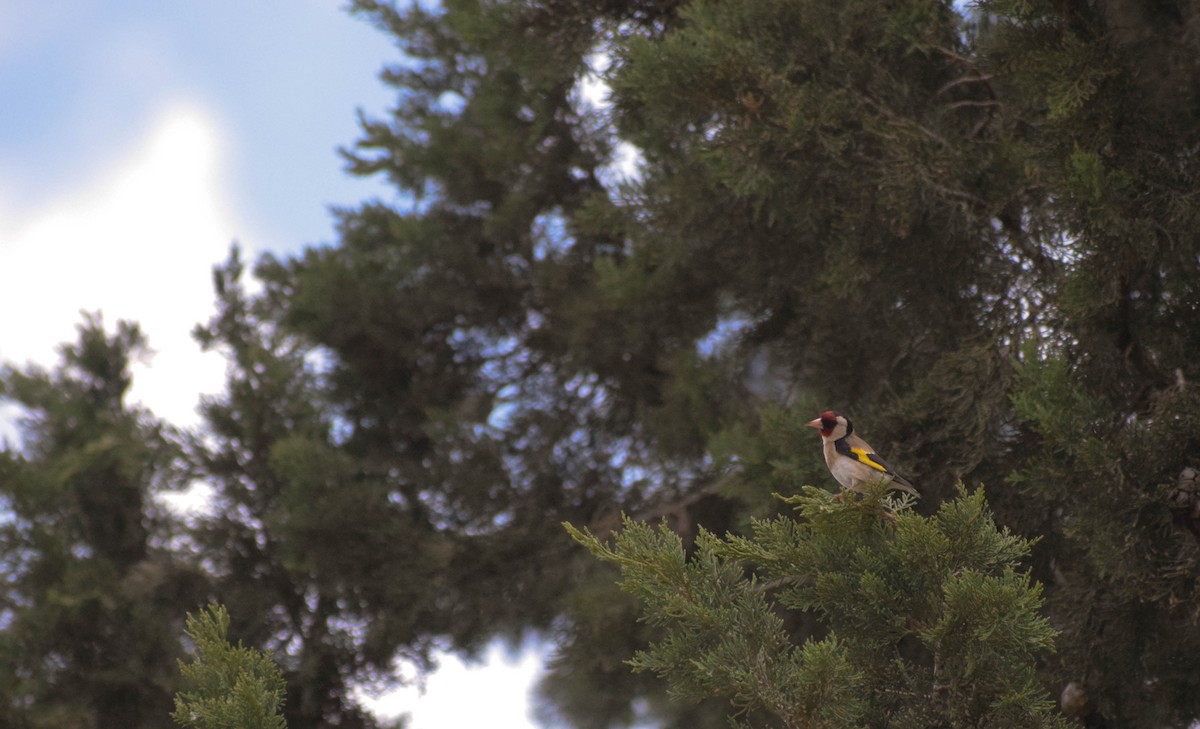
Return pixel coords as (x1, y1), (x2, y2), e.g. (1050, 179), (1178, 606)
(0, 315), (202, 729)
(188, 249), (393, 729)
(195, 0), (1200, 725)
(568, 486), (1066, 729)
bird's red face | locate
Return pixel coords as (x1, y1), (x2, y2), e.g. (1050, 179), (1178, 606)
(807, 410), (839, 437)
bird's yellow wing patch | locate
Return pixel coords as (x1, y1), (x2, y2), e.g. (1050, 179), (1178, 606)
(849, 447), (889, 473)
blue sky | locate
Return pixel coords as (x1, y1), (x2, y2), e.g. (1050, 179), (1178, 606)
(0, 2), (544, 726)
(1, 1), (395, 248)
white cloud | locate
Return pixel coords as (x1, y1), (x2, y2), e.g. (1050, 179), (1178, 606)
(358, 642), (547, 729)
(574, 49), (644, 188)
(0, 103), (238, 430)
(577, 50), (614, 110)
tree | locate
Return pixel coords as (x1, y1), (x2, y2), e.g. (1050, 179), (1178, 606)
(199, 0), (1200, 725)
(172, 604), (288, 729)
(188, 249), (399, 729)
(568, 485), (1065, 729)
(0, 315), (202, 729)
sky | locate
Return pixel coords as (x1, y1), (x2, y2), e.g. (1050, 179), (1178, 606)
(0, 2), (546, 726)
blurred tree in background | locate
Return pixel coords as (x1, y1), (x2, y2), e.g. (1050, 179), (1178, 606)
(0, 317), (202, 728)
(2, 0), (1200, 726)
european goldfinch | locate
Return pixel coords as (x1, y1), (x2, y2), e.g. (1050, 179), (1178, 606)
(807, 410), (919, 497)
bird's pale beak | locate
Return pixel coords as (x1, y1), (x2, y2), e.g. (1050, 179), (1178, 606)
(807, 418), (822, 429)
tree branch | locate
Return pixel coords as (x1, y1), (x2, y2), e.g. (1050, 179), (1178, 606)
(937, 73), (996, 97)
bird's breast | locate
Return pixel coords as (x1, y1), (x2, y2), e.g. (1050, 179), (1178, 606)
(829, 455), (868, 489)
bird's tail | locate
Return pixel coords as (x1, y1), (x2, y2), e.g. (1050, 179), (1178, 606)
(889, 475), (920, 498)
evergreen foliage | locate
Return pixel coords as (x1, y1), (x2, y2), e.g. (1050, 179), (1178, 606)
(172, 604), (288, 729)
(568, 486), (1065, 729)
(180, 0), (1200, 724)
(258, 0), (1198, 723)
(187, 248), (397, 729)
(0, 316), (200, 729)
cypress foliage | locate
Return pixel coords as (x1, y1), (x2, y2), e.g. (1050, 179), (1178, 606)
(568, 486), (1065, 729)
(172, 604), (288, 729)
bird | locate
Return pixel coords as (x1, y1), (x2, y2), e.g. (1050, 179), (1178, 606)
(807, 410), (919, 497)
